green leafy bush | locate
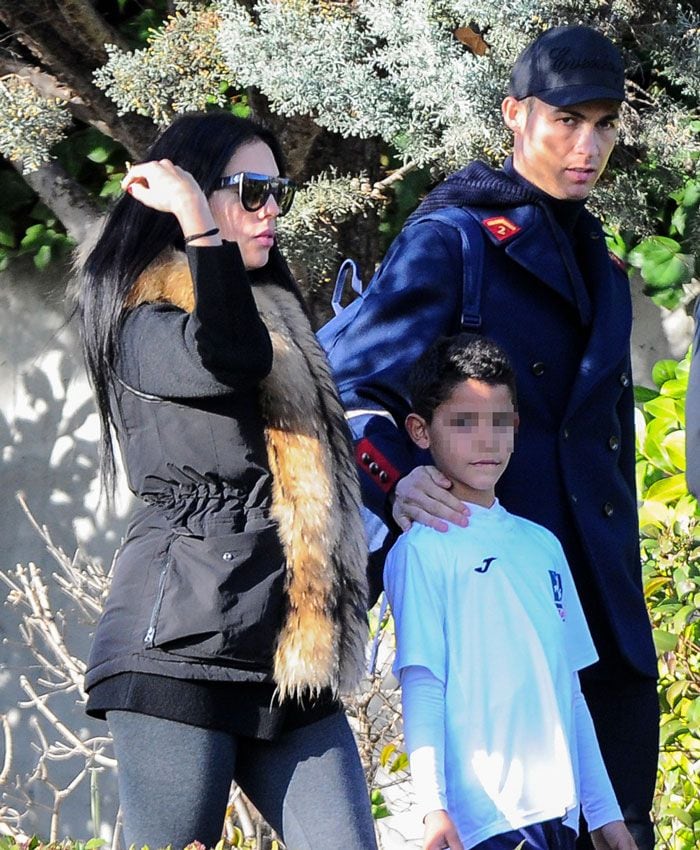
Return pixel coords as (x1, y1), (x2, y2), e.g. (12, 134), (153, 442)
(626, 175), (700, 311)
(635, 348), (700, 849)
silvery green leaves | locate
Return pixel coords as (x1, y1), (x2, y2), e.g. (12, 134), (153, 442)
(215, 0), (508, 170)
(0, 79), (72, 174)
(93, 2), (231, 125)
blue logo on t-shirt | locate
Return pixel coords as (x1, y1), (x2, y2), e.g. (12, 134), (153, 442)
(475, 557), (497, 574)
(549, 570), (566, 620)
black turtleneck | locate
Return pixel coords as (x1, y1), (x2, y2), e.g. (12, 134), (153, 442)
(503, 157), (594, 326)
(503, 157), (587, 237)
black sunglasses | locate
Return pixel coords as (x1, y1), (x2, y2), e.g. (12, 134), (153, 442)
(216, 171), (297, 216)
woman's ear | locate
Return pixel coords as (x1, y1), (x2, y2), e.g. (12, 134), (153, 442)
(405, 413), (431, 450)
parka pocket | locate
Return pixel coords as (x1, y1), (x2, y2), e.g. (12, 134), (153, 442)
(145, 524), (287, 667)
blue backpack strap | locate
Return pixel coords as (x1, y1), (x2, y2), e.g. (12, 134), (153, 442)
(331, 258), (364, 316)
(408, 206), (484, 331)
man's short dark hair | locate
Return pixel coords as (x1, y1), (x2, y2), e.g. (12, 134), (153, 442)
(408, 333), (517, 423)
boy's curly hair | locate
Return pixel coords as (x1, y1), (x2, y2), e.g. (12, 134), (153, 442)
(408, 333), (517, 423)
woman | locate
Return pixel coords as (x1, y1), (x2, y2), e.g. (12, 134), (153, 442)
(79, 110), (376, 850)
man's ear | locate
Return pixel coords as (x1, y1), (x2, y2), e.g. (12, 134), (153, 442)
(514, 411), (520, 434)
(405, 413), (431, 449)
(502, 96), (527, 135)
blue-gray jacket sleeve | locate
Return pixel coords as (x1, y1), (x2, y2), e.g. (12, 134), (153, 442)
(686, 309), (700, 496)
(329, 221), (463, 519)
(116, 241), (273, 398)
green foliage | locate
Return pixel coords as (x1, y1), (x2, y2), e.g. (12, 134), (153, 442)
(378, 156), (434, 250)
(0, 841), (105, 850)
(626, 177), (700, 310)
(19, 216), (72, 271)
(379, 741), (409, 776)
(635, 349), (700, 849)
(0, 126), (130, 272)
(278, 170), (375, 293)
(52, 126), (130, 200)
(0, 170), (73, 271)
(370, 788), (391, 819)
(0, 0), (698, 289)
(114, 0), (170, 48)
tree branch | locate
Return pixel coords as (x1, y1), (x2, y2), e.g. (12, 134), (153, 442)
(19, 677), (116, 769)
(8, 157), (100, 244)
(0, 715), (13, 786)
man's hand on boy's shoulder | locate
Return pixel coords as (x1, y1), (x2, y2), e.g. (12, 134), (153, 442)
(590, 820), (639, 850)
(392, 466), (470, 533)
(423, 809), (464, 850)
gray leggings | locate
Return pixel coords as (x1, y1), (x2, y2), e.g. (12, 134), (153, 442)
(108, 710), (378, 850)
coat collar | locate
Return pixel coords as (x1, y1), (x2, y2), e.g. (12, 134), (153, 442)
(478, 204), (590, 318)
(476, 205), (632, 414)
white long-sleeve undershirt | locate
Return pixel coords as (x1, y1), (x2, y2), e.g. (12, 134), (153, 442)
(401, 665), (448, 821)
(572, 672), (623, 831)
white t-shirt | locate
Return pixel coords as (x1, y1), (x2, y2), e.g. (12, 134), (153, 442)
(384, 500), (608, 848)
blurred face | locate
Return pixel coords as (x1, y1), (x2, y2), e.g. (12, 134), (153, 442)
(209, 139), (281, 270)
(502, 96), (620, 200)
(407, 379), (517, 508)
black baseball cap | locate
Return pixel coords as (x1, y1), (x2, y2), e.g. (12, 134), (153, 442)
(508, 25), (625, 106)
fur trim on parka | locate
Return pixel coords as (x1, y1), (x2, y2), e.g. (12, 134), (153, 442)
(128, 252), (369, 699)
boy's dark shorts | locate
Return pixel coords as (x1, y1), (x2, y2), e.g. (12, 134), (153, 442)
(471, 817), (576, 850)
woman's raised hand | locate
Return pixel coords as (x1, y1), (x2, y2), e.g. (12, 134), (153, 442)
(121, 159), (203, 212)
(121, 159), (219, 243)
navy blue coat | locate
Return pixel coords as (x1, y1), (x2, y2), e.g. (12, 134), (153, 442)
(325, 190), (657, 679)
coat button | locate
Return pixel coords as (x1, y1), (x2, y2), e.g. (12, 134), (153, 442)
(531, 361), (545, 376)
(369, 462), (380, 475)
(571, 494), (578, 504)
(222, 551), (234, 561)
(603, 502), (614, 517)
(562, 427), (570, 440)
(361, 452), (371, 465)
(379, 471), (389, 483)
(619, 372), (630, 387)
(608, 435), (620, 450)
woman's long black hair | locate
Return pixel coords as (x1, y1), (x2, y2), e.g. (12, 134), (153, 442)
(79, 110), (298, 496)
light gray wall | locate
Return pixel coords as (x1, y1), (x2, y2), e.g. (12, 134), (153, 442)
(630, 274), (696, 385)
(0, 257), (131, 842)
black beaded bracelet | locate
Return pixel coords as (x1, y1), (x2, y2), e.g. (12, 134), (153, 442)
(184, 227), (220, 244)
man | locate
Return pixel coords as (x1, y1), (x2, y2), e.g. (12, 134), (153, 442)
(325, 25), (659, 850)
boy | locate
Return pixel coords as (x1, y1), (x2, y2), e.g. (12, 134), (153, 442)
(384, 334), (638, 850)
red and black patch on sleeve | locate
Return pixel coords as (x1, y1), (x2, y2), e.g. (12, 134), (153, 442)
(355, 438), (401, 493)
